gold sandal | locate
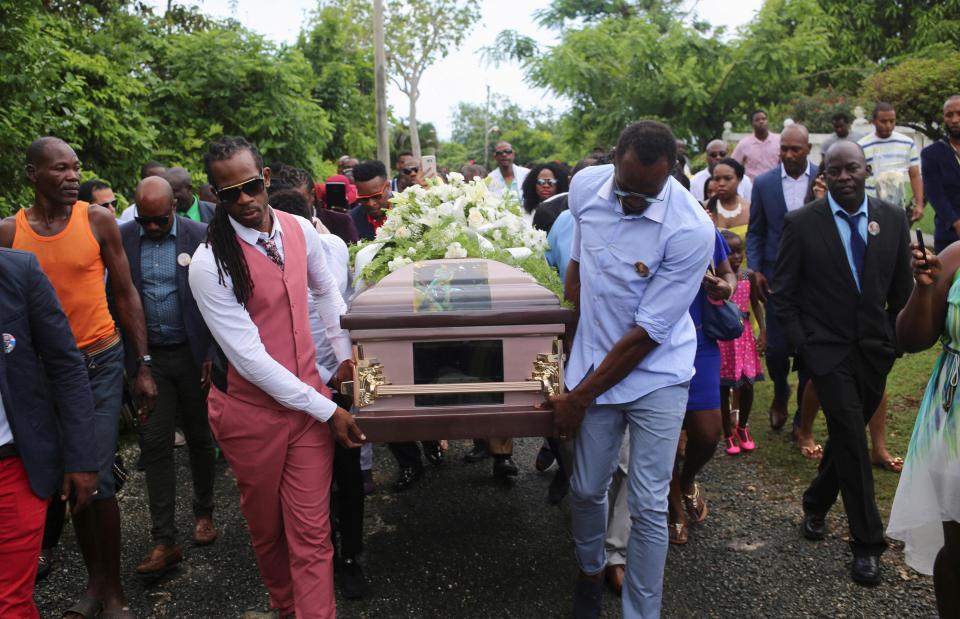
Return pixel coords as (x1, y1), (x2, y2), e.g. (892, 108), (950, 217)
(668, 521), (689, 545)
(682, 483), (708, 525)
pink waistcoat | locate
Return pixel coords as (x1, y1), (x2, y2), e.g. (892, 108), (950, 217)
(219, 210), (330, 410)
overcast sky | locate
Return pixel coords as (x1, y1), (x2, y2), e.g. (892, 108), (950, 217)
(145, 0), (764, 139)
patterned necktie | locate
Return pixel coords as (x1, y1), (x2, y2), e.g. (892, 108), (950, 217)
(258, 237), (284, 271)
(836, 210), (866, 285)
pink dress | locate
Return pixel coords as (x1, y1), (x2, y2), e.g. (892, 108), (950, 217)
(719, 272), (764, 387)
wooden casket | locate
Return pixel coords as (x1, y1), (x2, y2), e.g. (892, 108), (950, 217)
(340, 259), (574, 442)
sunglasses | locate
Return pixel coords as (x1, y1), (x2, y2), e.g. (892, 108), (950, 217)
(96, 199), (118, 209)
(613, 180), (663, 213)
(135, 215), (170, 227)
(494, 149), (513, 156)
(536, 179), (558, 187)
(400, 166), (419, 175)
(215, 175), (265, 204)
(356, 182), (389, 202)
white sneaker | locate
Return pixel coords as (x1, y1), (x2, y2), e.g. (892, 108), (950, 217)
(174, 430), (186, 448)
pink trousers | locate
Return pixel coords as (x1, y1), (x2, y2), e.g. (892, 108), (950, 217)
(208, 389), (335, 619)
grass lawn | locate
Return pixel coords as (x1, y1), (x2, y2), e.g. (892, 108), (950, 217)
(745, 346), (939, 518)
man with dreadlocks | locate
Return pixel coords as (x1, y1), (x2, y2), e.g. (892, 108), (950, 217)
(188, 136), (364, 619)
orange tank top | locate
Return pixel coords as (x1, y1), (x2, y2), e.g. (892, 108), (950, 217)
(13, 202), (117, 349)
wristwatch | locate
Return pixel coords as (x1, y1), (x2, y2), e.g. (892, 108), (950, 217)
(137, 354), (153, 367)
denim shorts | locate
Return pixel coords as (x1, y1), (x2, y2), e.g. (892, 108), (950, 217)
(83, 343), (125, 499)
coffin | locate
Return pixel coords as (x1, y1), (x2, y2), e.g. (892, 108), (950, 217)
(341, 259), (574, 442)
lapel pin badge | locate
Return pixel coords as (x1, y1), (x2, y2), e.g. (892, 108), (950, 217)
(867, 221), (880, 236)
(177, 252), (192, 267)
(3, 333), (16, 354)
(634, 262), (650, 277)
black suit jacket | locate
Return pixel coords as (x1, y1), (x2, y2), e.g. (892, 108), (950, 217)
(349, 204), (378, 241)
(0, 249), (97, 498)
(197, 200), (217, 224)
(119, 216), (212, 373)
(771, 196), (913, 376)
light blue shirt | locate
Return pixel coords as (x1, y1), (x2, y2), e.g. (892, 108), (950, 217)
(566, 165), (715, 404)
(545, 209), (575, 284)
(828, 192), (869, 291)
(140, 216), (186, 344)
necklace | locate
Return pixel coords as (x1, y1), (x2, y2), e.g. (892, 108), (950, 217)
(716, 199), (743, 220)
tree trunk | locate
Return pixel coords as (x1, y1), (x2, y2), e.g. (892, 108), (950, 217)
(408, 78), (421, 159)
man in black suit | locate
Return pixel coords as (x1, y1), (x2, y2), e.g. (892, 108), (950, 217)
(350, 160), (392, 242)
(119, 176), (218, 575)
(0, 248), (97, 617)
(772, 140), (913, 584)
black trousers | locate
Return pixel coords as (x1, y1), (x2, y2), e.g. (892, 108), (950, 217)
(388, 441), (439, 470)
(802, 350), (888, 557)
(330, 393), (364, 559)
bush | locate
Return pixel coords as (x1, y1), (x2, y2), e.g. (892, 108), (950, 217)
(787, 88), (861, 133)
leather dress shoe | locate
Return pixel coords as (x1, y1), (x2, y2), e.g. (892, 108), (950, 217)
(193, 516), (218, 546)
(423, 442), (444, 466)
(547, 468), (569, 505)
(393, 466), (423, 492)
(534, 444), (556, 472)
(135, 544), (182, 574)
(801, 513), (826, 541)
(605, 564), (625, 596)
(493, 455), (519, 478)
(35, 548), (53, 582)
(463, 442), (489, 463)
(573, 574), (603, 619)
(338, 557), (368, 599)
(851, 555), (881, 586)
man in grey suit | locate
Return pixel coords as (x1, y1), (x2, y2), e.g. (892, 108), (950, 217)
(119, 176), (217, 575)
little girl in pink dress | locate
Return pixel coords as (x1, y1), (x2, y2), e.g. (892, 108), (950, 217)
(718, 231), (765, 455)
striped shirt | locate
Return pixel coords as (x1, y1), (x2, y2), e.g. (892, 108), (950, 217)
(858, 131), (919, 204)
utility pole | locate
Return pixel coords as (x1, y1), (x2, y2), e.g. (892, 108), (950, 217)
(482, 84), (490, 170)
(373, 0), (390, 170)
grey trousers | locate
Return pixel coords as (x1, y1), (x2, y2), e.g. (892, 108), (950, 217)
(140, 343), (216, 545)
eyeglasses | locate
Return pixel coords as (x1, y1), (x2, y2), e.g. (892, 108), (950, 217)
(356, 182), (389, 202)
(536, 179), (558, 187)
(494, 149), (513, 156)
(215, 175), (265, 204)
(400, 166), (419, 175)
(96, 199), (118, 210)
(135, 215), (170, 227)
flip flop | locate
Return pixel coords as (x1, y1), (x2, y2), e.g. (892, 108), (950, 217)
(62, 595), (102, 619)
(800, 443), (823, 460)
(873, 456), (904, 474)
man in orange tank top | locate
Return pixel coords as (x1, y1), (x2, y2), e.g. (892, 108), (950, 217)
(0, 137), (158, 619)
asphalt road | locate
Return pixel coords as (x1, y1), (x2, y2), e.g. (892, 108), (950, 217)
(35, 437), (937, 618)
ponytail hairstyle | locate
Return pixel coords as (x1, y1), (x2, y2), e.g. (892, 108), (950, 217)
(202, 136), (265, 306)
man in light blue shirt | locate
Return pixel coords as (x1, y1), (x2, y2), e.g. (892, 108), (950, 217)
(552, 121), (714, 618)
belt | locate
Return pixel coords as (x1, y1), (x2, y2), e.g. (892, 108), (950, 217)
(149, 341), (188, 350)
(80, 330), (122, 358)
(0, 443), (17, 459)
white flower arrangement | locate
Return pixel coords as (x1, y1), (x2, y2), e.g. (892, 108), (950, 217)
(350, 173), (560, 296)
(875, 169), (906, 207)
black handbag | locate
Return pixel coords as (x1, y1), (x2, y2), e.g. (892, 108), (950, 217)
(701, 295), (744, 341)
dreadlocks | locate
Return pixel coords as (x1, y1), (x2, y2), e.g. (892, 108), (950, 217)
(202, 136), (264, 306)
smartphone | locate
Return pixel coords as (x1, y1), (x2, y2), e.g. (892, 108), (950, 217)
(422, 155), (437, 179)
(325, 182), (347, 211)
(916, 229), (928, 266)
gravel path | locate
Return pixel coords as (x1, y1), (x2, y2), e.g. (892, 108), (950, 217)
(35, 436), (937, 618)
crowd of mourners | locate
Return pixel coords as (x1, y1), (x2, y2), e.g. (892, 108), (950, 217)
(0, 94), (959, 619)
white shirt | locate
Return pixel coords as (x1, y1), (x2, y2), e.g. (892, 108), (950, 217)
(189, 209), (351, 422)
(780, 163), (810, 212)
(118, 204), (138, 222)
(487, 165), (530, 203)
(0, 398), (12, 446)
(690, 169), (754, 202)
(311, 231), (351, 383)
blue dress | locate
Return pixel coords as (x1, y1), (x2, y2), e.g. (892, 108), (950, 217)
(686, 229), (729, 411)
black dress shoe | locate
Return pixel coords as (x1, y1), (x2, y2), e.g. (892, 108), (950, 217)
(463, 442), (489, 463)
(392, 466), (423, 492)
(423, 442), (444, 466)
(338, 557), (368, 599)
(493, 455), (519, 478)
(572, 575), (603, 619)
(801, 513), (826, 541)
(35, 548), (53, 582)
(534, 443), (556, 472)
(851, 555), (881, 586)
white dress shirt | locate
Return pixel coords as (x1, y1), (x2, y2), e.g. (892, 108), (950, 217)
(0, 398), (13, 446)
(311, 231), (351, 382)
(189, 209), (351, 422)
(781, 163), (810, 212)
(487, 165), (530, 203)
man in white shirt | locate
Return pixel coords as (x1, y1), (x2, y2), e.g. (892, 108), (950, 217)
(487, 141), (529, 202)
(189, 136), (363, 619)
(690, 139), (753, 202)
(858, 102), (925, 222)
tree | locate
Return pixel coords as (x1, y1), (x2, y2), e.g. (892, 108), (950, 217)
(449, 99), (571, 165)
(385, 0), (480, 158)
(861, 50), (960, 139)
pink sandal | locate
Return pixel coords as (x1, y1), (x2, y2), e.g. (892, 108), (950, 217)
(724, 435), (741, 455)
(735, 425), (756, 451)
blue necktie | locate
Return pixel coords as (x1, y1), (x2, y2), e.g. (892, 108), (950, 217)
(836, 210), (866, 285)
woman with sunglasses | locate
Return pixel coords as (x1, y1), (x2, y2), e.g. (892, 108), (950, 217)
(520, 162), (570, 224)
